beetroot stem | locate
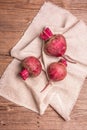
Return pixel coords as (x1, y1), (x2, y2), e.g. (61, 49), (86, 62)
(43, 29), (52, 39)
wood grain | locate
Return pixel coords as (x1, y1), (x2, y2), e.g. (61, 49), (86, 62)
(0, 0), (87, 130)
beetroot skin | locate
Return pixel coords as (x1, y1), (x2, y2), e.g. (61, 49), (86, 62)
(44, 35), (67, 57)
(20, 56), (42, 80)
(47, 62), (67, 81)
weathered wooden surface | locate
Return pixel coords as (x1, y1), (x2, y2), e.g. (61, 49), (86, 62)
(0, 0), (87, 130)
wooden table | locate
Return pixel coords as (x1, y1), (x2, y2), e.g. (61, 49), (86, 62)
(0, 0), (87, 130)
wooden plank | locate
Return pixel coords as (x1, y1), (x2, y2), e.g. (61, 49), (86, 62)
(0, 56), (12, 76)
(0, 31), (24, 55)
(0, 0), (87, 130)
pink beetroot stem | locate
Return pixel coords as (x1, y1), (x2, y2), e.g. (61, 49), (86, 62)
(40, 27), (53, 41)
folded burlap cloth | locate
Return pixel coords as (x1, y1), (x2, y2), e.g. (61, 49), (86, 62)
(0, 2), (87, 121)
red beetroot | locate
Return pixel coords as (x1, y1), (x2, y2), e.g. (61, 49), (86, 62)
(47, 62), (67, 81)
(19, 56), (42, 80)
(40, 28), (67, 57)
(40, 27), (76, 64)
(40, 60), (67, 92)
(44, 35), (66, 57)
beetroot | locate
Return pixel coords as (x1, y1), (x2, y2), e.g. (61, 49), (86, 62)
(44, 35), (66, 57)
(40, 28), (67, 57)
(40, 27), (76, 64)
(19, 56), (42, 80)
(47, 62), (67, 81)
(40, 60), (67, 92)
